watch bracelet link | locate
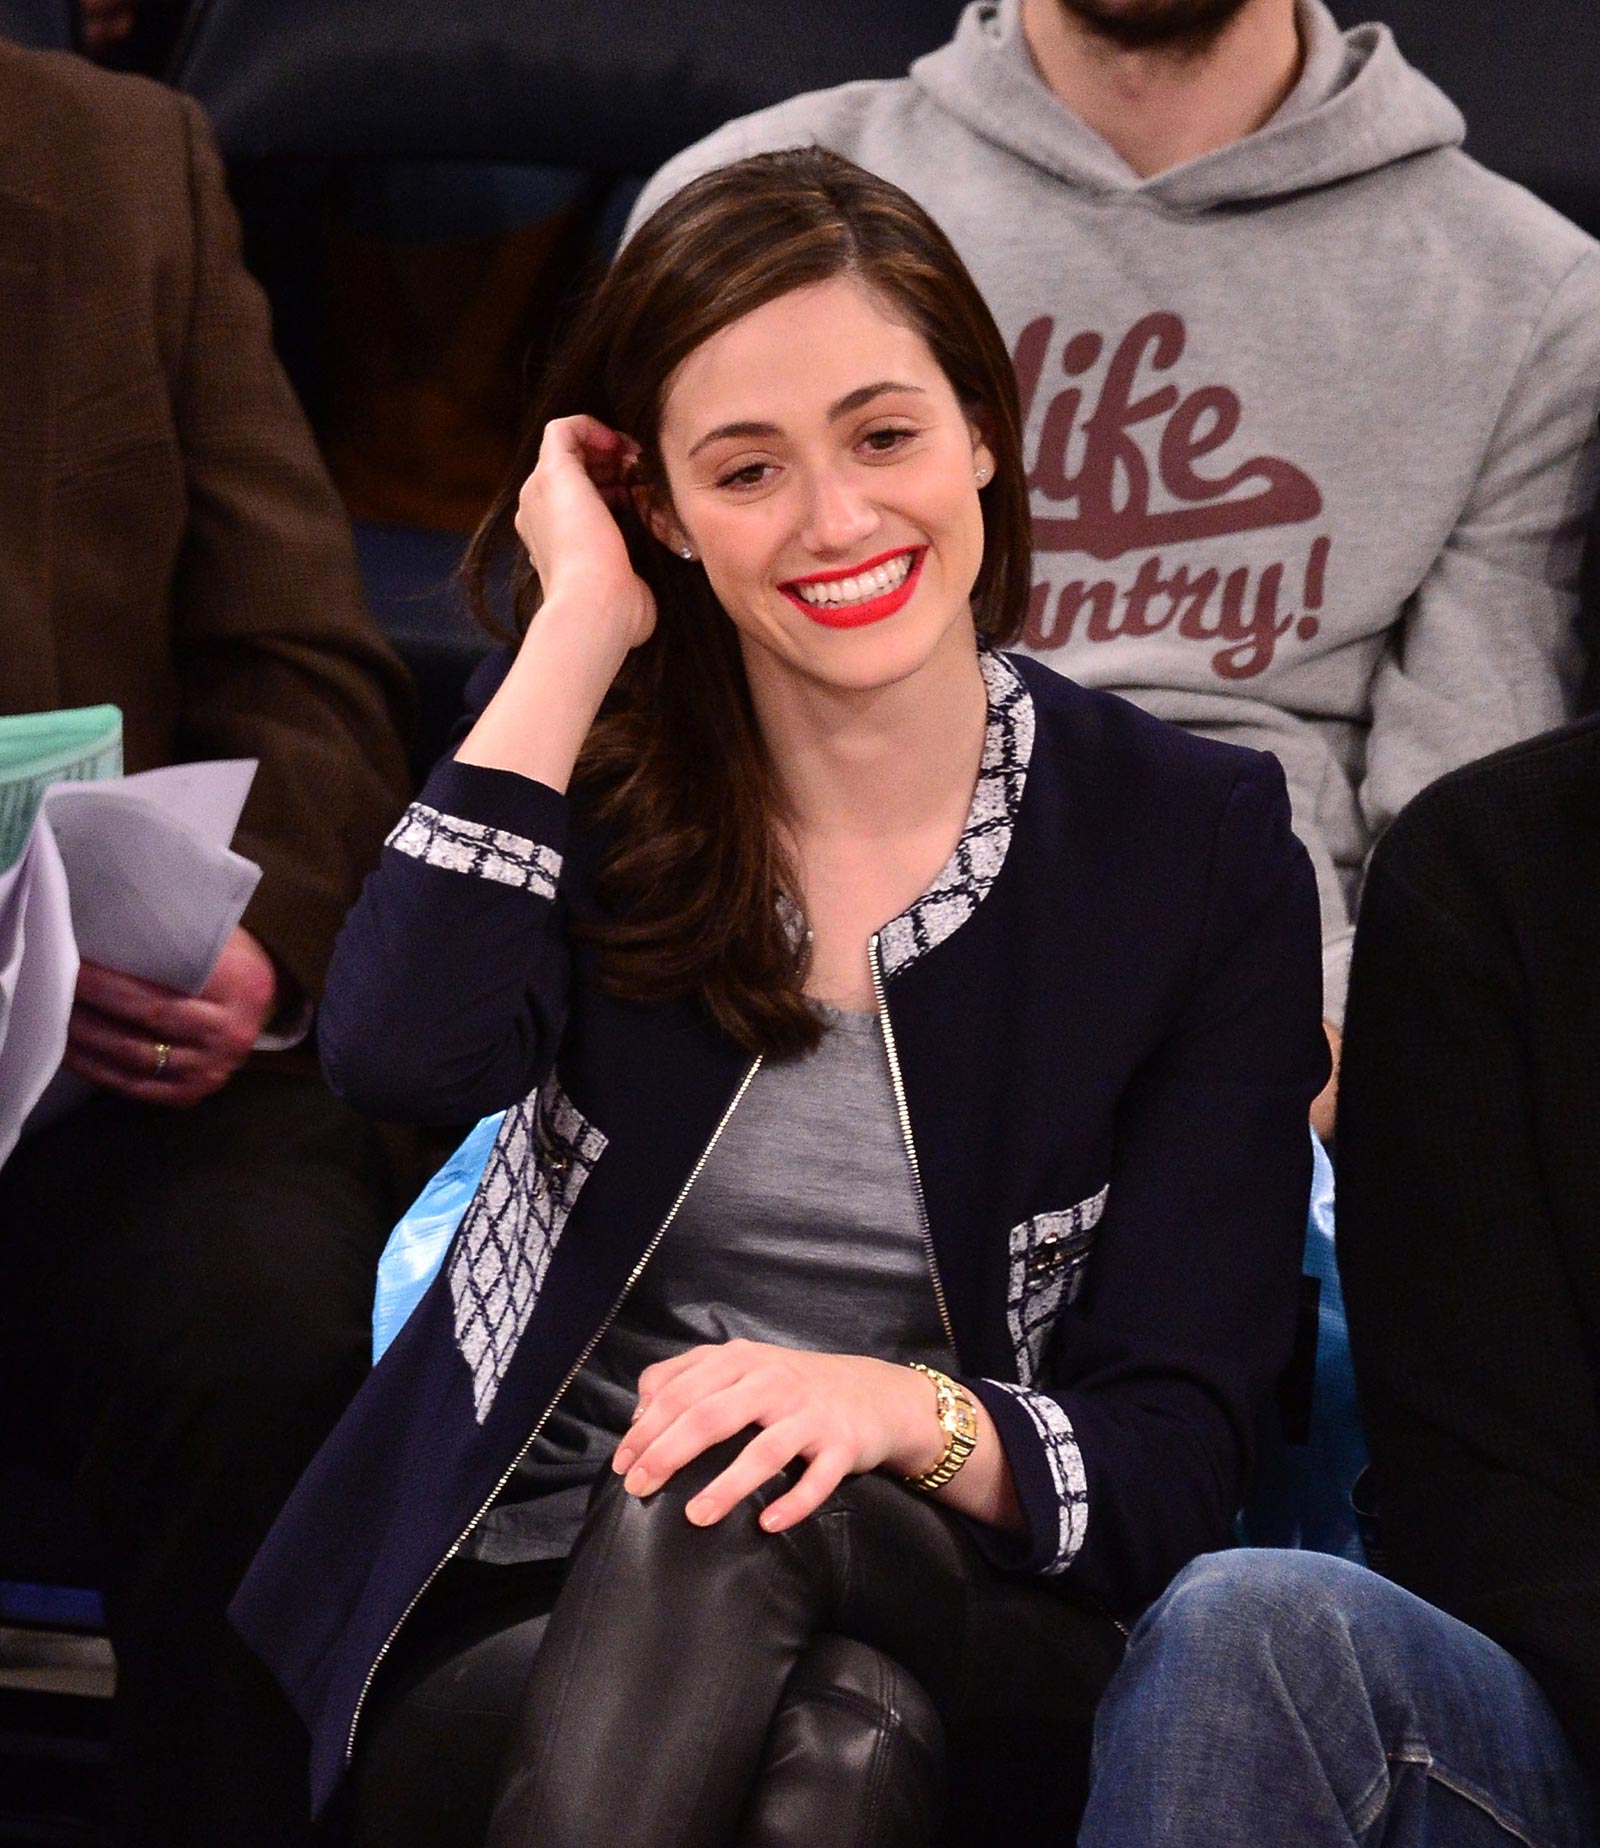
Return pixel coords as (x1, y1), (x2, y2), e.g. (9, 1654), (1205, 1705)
(903, 1361), (979, 1493)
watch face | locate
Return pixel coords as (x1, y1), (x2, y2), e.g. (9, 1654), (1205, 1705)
(952, 1397), (980, 1442)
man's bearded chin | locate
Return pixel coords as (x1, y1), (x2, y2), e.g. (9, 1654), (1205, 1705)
(1056, 0), (1257, 50)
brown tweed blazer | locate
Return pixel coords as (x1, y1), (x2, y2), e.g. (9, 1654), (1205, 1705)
(0, 41), (413, 1001)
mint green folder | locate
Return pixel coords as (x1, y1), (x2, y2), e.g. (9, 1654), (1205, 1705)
(0, 705), (123, 872)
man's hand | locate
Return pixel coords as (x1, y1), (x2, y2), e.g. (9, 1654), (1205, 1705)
(62, 925), (280, 1108)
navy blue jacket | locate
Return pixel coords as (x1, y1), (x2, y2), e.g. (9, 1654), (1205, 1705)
(233, 651), (1327, 1811)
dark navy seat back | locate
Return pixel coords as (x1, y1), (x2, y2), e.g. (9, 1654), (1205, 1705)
(1329, 0), (1600, 232)
(0, 0), (70, 48)
(170, 0), (968, 169)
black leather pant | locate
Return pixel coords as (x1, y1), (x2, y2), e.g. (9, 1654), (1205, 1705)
(354, 1435), (1125, 1848)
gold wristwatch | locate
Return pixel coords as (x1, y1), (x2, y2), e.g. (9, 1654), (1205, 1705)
(903, 1362), (980, 1492)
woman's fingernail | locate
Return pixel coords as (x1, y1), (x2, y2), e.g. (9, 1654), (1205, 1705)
(612, 1447), (634, 1475)
(685, 1498), (712, 1526)
(624, 1466), (654, 1497)
(759, 1508), (781, 1532)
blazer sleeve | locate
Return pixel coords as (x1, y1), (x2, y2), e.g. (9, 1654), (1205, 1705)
(1337, 841), (1600, 1783)
(165, 93), (413, 1001)
(319, 650), (574, 1124)
(964, 751), (1328, 1608)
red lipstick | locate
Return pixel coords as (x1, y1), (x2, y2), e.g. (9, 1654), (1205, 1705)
(779, 548), (925, 630)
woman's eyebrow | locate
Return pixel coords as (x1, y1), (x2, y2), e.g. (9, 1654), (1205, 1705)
(688, 419), (779, 459)
(686, 382), (928, 460)
(828, 380), (927, 419)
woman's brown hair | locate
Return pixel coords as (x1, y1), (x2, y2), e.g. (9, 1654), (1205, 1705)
(463, 148), (1032, 1057)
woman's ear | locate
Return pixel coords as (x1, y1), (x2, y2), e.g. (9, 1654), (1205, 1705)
(967, 415), (996, 490)
(640, 492), (696, 562)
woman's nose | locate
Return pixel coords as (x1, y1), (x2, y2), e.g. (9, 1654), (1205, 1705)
(799, 468), (880, 557)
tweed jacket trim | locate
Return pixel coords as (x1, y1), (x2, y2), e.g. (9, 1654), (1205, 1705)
(391, 651), (1035, 973)
(386, 651), (1036, 1424)
(1005, 1185), (1111, 1388)
(877, 650), (1035, 977)
(387, 801), (562, 898)
(983, 1380), (1090, 1574)
(448, 1075), (607, 1421)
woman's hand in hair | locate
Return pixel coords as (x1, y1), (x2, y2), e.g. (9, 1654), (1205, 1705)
(515, 415), (657, 655)
(457, 416), (655, 788)
(612, 1339), (1021, 1536)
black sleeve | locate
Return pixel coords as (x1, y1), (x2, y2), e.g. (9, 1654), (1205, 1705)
(317, 649), (575, 1124)
(1337, 842), (1600, 1781)
(967, 751), (1328, 1603)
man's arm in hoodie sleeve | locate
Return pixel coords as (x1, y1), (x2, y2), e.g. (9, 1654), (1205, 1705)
(1359, 247), (1600, 889)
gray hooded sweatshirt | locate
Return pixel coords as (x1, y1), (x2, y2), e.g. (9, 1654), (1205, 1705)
(631, 0), (1600, 1022)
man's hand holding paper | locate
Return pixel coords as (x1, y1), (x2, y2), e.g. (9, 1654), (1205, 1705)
(64, 924), (279, 1108)
(0, 716), (268, 1159)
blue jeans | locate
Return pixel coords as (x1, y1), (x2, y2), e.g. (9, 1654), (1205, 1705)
(1079, 1550), (1597, 1848)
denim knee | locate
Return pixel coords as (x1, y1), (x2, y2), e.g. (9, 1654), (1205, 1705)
(1093, 1550), (1600, 1848)
(1124, 1548), (1377, 1698)
(1142, 1546), (1371, 1632)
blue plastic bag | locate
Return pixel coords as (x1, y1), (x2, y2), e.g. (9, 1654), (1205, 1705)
(371, 1111), (504, 1362)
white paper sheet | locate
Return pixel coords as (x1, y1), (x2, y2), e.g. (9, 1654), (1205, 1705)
(0, 824), (80, 1166)
(0, 759), (262, 1169)
(101, 758), (256, 845)
(42, 776), (262, 995)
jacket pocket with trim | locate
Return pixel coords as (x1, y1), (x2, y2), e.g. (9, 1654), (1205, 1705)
(447, 1071), (606, 1423)
(1005, 1185), (1109, 1388)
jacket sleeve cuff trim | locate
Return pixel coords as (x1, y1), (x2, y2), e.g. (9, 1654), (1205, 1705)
(982, 1379), (1089, 1576)
(386, 801), (562, 899)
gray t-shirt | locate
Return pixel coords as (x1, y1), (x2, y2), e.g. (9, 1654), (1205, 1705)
(467, 1003), (957, 1563)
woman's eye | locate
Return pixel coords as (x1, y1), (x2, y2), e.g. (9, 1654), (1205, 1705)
(861, 426), (917, 456)
(715, 462), (773, 490)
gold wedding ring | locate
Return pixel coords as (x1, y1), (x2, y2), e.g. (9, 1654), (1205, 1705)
(150, 1039), (172, 1078)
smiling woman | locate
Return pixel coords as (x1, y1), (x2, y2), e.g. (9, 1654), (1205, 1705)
(458, 152), (1031, 1046)
(231, 150), (1329, 1848)
(657, 282), (990, 683)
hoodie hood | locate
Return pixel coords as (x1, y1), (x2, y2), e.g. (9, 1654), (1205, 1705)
(912, 0), (1465, 208)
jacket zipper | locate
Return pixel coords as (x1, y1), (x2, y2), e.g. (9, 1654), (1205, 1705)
(868, 935), (957, 1356)
(344, 1054), (765, 1763)
(869, 941), (1124, 1642)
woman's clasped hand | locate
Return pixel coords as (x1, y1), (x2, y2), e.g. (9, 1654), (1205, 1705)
(614, 1340), (946, 1531)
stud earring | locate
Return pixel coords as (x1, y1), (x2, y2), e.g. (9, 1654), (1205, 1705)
(974, 464), (990, 486)
(678, 543), (695, 561)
